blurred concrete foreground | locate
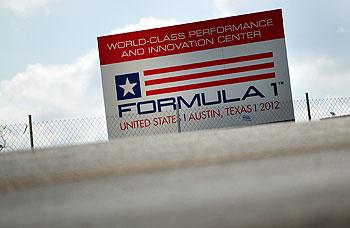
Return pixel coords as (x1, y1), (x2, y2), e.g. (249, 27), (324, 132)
(1, 118), (350, 227)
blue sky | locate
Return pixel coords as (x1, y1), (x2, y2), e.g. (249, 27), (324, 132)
(0, 0), (349, 122)
(0, 0), (213, 79)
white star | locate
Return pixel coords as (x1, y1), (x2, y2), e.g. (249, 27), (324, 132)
(119, 78), (137, 97)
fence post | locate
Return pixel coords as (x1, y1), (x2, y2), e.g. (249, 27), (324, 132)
(176, 104), (181, 133)
(28, 115), (34, 150)
(305, 93), (312, 121)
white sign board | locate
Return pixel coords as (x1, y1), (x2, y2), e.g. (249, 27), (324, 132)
(98, 9), (294, 138)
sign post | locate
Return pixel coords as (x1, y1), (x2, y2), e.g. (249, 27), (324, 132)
(98, 9), (294, 138)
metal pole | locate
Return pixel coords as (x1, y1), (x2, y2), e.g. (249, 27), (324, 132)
(305, 93), (312, 121)
(176, 104), (181, 133)
(28, 115), (34, 150)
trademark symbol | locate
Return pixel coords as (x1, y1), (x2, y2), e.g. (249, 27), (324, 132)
(270, 82), (285, 96)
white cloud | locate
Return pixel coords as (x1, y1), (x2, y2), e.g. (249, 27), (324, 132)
(337, 26), (346, 34)
(212, 0), (237, 16)
(0, 50), (103, 122)
(109, 17), (178, 35)
(289, 54), (350, 99)
(211, 0), (281, 16)
(0, 0), (58, 15)
(0, 17), (178, 123)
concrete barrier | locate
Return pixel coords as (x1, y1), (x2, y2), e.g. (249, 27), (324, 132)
(1, 118), (350, 227)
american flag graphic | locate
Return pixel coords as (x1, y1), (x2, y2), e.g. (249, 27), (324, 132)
(143, 52), (276, 96)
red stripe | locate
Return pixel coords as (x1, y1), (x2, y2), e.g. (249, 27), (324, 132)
(145, 62), (274, 86)
(146, 73), (275, 96)
(144, 52), (273, 76)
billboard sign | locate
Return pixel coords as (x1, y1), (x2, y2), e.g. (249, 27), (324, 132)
(97, 9), (294, 138)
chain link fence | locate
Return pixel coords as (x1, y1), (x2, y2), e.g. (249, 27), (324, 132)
(1, 97), (350, 152)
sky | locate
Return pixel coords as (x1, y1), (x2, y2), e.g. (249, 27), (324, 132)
(0, 0), (349, 123)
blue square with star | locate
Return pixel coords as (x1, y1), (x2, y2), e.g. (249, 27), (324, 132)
(115, 72), (141, 101)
